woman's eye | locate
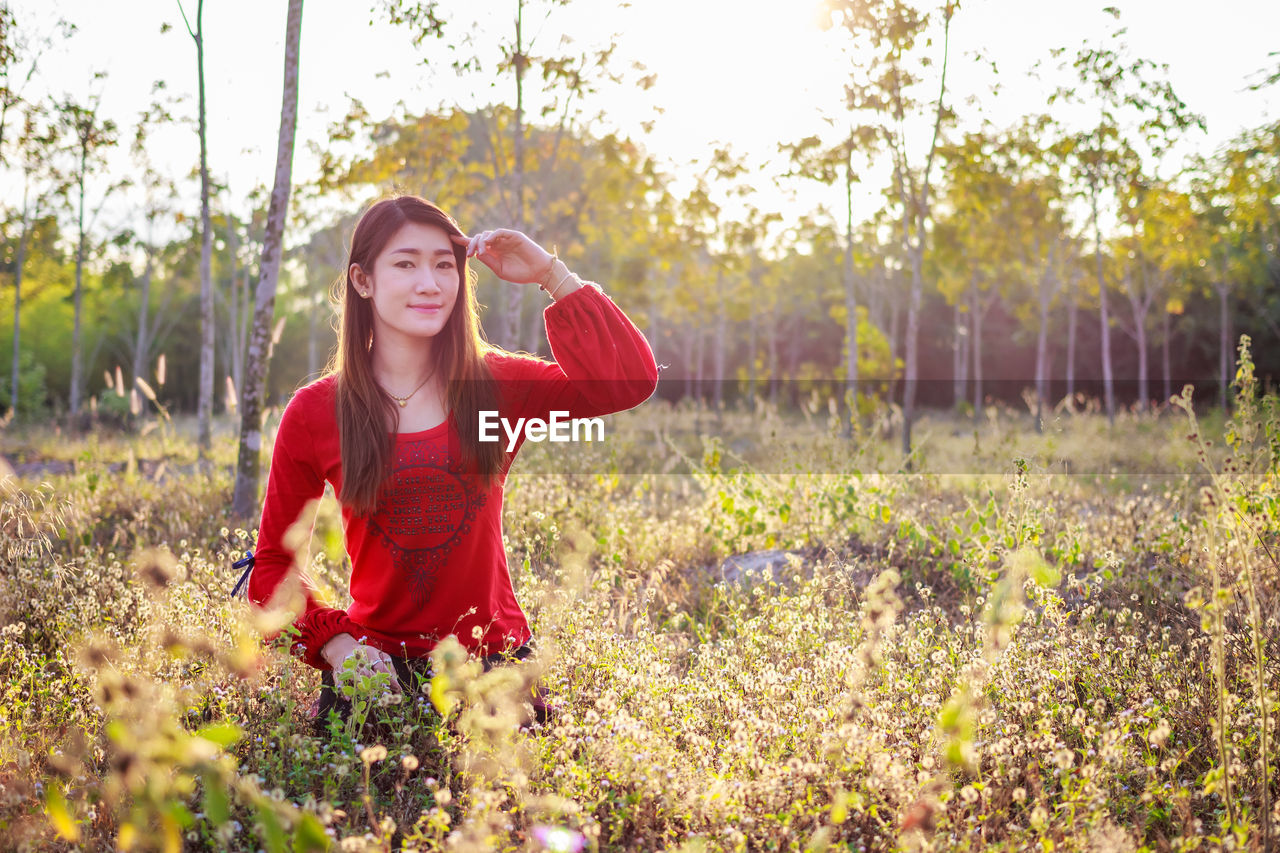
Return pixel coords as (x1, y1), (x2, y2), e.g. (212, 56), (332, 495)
(438, 261), (455, 270)
(395, 261), (414, 269)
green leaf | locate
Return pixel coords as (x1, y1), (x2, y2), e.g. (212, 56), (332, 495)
(879, 505), (891, 524)
(1005, 546), (1059, 587)
(293, 813), (330, 852)
(45, 786), (79, 842)
(258, 806), (288, 853)
(196, 722), (244, 749)
(105, 719), (129, 743)
(944, 739), (970, 770)
(203, 770), (230, 826)
(430, 673), (455, 715)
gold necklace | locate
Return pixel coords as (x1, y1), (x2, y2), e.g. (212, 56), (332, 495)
(383, 365), (438, 408)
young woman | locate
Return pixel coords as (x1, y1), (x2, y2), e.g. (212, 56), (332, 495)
(246, 195), (658, 724)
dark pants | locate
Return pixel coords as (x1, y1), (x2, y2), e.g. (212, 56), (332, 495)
(311, 642), (542, 733)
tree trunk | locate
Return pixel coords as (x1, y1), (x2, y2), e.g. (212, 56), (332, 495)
(896, 2), (951, 458)
(952, 302), (964, 410)
(1066, 274), (1078, 403)
(682, 323), (695, 403)
(525, 290), (544, 356)
(894, 160), (917, 456)
(785, 316), (802, 408)
(69, 160), (87, 415)
(1218, 277), (1230, 411)
(768, 312), (779, 407)
(1132, 299), (1149, 414)
(1161, 301), (1172, 407)
(889, 299), (901, 371)
(867, 260), (887, 345)
(307, 301), (319, 378)
(504, 0), (527, 352)
(132, 248), (155, 400)
(10, 192), (31, 415)
(240, 262), (253, 379)
(649, 272), (664, 369)
(843, 161), (857, 433)
(713, 270), (726, 413)
(232, 0), (303, 520)
(970, 275), (983, 419)
(195, 0), (215, 453)
(1035, 299), (1050, 434)
(228, 215), (245, 398)
(747, 265), (758, 409)
(901, 242), (923, 458)
(693, 321), (704, 404)
(1092, 189), (1115, 426)
(1124, 261), (1153, 412)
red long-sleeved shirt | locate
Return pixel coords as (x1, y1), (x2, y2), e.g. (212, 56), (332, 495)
(248, 282), (658, 669)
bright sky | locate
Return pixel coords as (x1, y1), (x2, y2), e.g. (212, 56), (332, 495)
(9, 0), (1280, 243)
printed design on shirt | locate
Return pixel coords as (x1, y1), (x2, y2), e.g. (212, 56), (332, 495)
(365, 437), (487, 606)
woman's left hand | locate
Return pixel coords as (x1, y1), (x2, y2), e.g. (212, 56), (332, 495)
(453, 229), (554, 285)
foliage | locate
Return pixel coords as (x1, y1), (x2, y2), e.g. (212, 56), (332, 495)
(1, 349), (1276, 849)
(0, 348), (48, 419)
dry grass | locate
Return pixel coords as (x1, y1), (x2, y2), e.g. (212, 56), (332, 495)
(0, 365), (1276, 851)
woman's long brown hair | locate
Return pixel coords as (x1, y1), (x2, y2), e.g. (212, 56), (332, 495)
(328, 196), (505, 514)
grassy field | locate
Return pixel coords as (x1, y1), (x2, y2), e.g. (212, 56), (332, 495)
(0, 371), (1276, 851)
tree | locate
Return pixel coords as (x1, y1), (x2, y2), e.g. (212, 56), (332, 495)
(177, 0), (215, 453)
(57, 79), (120, 416)
(290, 209), (355, 378)
(1048, 8), (1203, 423)
(380, 0), (645, 353)
(1139, 185), (1201, 406)
(1113, 176), (1175, 411)
(822, 0), (958, 457)
(2, 7), (72, 415)
(316, 103), (664, 358)
(725, 203), (782, 410)
(123, 91), (181, 404)
(232, 0), (303, 520)
(5, 103), (60, 414)
(782, 124), (879, 431)
(1192, 124), (1280, 409)
(0, 5), (71, 168)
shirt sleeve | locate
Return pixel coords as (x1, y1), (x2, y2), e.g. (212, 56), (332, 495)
(247, 389), (360, 670)
(505, 281), (659, 423)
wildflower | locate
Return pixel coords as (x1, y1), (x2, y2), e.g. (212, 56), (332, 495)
(1148, 719), (1172, 750)
(531, 825), (586, 853)
(360, 745), (388, 764)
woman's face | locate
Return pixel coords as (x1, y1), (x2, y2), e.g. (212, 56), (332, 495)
(352, 221), (460, 347)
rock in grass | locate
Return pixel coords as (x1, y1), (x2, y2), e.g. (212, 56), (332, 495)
(718, 549), (805, 585)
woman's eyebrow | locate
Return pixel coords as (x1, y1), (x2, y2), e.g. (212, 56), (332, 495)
(388, 247), (455, 256)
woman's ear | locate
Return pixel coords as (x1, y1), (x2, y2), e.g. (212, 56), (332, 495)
(349, 263), (370, 296)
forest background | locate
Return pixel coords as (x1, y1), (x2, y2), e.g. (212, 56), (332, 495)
(4, 2), (1280, 849)
(1, 0), (1279, 437)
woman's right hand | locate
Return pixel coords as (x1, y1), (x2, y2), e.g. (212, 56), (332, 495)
(321, 633), (402, 693)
